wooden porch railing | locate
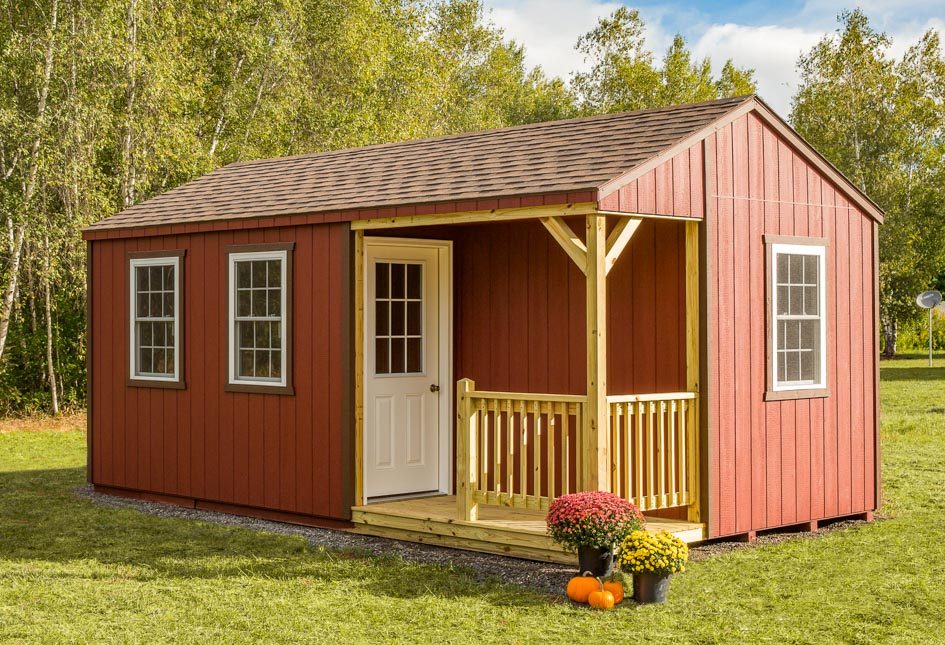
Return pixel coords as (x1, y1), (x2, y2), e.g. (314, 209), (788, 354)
(456, 379), (699, 521)
(607, 392), (697, 512)
(456, 379), (584, 520)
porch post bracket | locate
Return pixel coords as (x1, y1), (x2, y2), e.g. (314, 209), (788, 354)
(540, 216), (587, 274)
(605, 217), (642, 275)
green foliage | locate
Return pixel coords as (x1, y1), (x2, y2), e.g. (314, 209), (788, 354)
(3, 358), (945, 641)
(897, 309), (945, 352)
(791, 10), (945, 352)
(572, 7), (756, 113)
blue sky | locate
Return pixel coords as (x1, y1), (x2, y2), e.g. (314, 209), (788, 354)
(483, 0), (945, 114)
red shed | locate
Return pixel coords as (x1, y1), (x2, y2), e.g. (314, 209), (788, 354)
(83, 96), (882, 561)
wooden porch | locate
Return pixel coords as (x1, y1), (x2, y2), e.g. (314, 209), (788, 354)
(352, 210), (705, 562)
(350, 384), (705, 562)
(351, 495), (705, 564)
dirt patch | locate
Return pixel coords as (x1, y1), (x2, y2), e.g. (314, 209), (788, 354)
(0, 413), (86, 434)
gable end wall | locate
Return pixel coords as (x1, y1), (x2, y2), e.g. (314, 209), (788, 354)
(705, 112), (878, 538)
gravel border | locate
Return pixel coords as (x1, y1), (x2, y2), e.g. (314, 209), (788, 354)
(74, 485), (876, 597)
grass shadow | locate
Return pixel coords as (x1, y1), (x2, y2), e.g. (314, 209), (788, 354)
(0, 465), (549, 607)
(879, 365), (945, 381)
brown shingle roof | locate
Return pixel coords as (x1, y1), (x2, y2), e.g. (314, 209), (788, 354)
(86, 96), (753, 231)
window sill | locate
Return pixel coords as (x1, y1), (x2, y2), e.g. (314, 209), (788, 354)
(764, 388), (830, 402)
(225, 382), (295, 396)
(127, 377), (186, 390)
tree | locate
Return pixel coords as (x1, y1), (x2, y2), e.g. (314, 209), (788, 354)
(0, 0), (579, 414)
(572, 7), (756, 114)
(0, 0), (60, 365)
(791, 10), (945, 356)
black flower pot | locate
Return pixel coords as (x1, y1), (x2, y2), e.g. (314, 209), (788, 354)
(576, 545), (614, 577)
(633, 572), (671, 604)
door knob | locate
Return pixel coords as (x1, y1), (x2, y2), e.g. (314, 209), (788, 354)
(430, 384), (440, 393)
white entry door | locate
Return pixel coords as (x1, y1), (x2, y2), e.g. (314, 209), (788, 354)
(364, 239), (450, 499)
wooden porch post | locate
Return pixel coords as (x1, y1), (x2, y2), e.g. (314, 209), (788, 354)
(583, 214), (610, 492)
(685, 220), (701, 522)
(456, 378), (479, 520)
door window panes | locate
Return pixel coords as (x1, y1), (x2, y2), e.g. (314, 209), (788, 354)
(375, 261), (423, 375)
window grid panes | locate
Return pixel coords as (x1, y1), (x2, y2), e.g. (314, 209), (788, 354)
(134, 264), (176, 377)
(234, 258), (283, 380)
(775, 252), (821, 385)
(375, 261), (423, 375)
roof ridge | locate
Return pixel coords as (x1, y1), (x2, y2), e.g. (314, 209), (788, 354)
(224, 95), (755, 172)
(85, 94), (774, 232)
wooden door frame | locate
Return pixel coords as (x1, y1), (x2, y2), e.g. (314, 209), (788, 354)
(355, 234), (453, 505)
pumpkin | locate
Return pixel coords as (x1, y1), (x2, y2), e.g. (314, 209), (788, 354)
(566, 574), (600, 604)
(588, 588), (615, 610)
(603, 579), (624, 604)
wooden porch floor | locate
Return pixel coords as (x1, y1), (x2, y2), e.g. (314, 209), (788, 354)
(350, 495), (706, 564)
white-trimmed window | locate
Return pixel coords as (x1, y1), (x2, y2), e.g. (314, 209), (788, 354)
(226, 244), (293, 393)
(129, 254), (182, 385)
(768, 238), (827, 395)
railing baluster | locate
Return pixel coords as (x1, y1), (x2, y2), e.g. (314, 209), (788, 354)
(470, 399), (489, 488)
(669, 399), (678, 507)
(562, 403), (571, 496)
(609, 402), (617, 495)
(636, 401), (645, 510)
(545, 403), (559, 501)
(657, 401), (665, 508)
(679, 401), (689, 504)
(567, 403), (586, 491)
(532, 401), (542, 506)
(621, 403), (630, 502)
(480, 400), (489, 495)
(517, 400), (526, 506)
(494, 400), (503, 500)
(644, 401), (656, 508)
(503, 399), (511, 501)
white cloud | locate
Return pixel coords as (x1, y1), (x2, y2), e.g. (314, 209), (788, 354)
(485, 0), (945, 118)
(691, 24), (824, 113)
(485, 0), (623, 80)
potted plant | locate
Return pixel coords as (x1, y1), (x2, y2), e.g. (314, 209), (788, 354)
(546, 491), (644, 577)
(616, 530), (688, 604)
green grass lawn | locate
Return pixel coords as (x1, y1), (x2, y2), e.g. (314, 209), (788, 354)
(2, 356), (945, 643)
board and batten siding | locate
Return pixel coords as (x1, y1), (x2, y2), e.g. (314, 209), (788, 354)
(383, 218), (688, 397)
(89, 223), (353, 523)
(703, 112), (878, 538)
(598, 142), (705, 219)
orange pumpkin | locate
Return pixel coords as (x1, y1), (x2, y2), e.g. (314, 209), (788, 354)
(588, 588), (615, 610)
(566, 574), (600, 603)
(603, 579), (624, 604)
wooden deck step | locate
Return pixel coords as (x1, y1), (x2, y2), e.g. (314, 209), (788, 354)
(349, 495), (705, 564)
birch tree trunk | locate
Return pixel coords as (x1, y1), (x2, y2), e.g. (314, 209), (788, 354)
(44, 236), (59, 414)
(120, 0), (138, 208)
(0, 0), (59, 363)
(882, 318), (898, 359)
